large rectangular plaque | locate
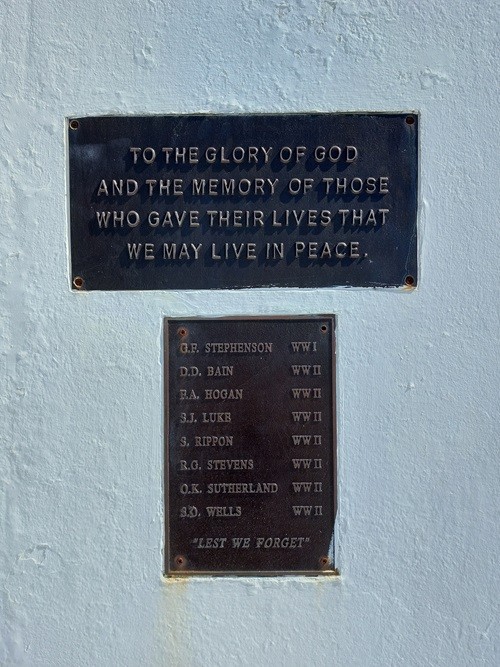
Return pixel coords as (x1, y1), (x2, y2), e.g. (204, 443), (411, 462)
(69, 114), (418, 290)
(164, 317), (336, 575)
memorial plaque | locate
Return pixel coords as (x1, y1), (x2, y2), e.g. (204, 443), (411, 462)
(164, 317), (336, 575)
(68, 114), (418, 290)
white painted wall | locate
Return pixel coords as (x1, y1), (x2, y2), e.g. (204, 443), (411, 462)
(1, 1), (498, 665)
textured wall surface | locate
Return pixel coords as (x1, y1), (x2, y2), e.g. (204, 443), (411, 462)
(1, 1), (499, 665)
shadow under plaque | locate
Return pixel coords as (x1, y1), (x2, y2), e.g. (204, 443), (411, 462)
(164, 316), (337, 576)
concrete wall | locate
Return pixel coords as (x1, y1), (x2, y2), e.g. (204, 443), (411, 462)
(1, 0), (498, 665)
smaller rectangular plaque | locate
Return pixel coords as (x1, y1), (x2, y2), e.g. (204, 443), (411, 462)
(164, 317), (337, 575)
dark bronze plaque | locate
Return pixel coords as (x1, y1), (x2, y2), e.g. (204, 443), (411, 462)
(68, 114), (418, 290)
(164, 317), (336, 575)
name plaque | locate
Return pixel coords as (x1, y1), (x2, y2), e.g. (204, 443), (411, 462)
(164, 317), (336, 575)
(68, 114), (418, 290)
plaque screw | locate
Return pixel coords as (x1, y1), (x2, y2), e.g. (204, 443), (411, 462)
(405, 116), (415, 125)
(404, 275), (415, 287)
(178, 327), (188, 337)
(320, 324), (328, 333)
(175, 555), (186, 568)
(69, 119), (79, 130)
(73, 276), (84, 289)
(319, 556), (330, 568)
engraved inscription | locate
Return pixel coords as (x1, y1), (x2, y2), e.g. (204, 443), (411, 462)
(69, 114), (418, 290)
(165, 317), (336, 574)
